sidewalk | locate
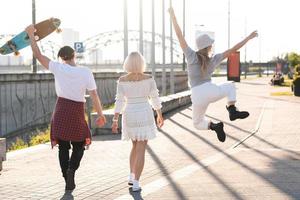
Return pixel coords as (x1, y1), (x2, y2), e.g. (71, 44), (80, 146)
(1, 77), (300, 200)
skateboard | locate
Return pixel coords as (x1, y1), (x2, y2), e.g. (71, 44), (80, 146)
(0, 17), (61, 56)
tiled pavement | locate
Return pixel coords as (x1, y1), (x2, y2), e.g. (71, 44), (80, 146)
(1, 77), (300, 200)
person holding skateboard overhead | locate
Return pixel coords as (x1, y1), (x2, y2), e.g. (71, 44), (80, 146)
(25, 25), (106, 191)
(168, 7), (258, 142)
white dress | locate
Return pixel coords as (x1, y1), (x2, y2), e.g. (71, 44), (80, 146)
(114, 78), (162, 141)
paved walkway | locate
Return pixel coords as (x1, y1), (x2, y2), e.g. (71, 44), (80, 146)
(1, 76), (300, 200)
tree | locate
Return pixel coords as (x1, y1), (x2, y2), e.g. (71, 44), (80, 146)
(287, 52), (300, 68)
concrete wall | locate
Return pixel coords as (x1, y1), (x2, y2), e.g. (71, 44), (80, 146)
(90, 90), (191, 135)
(0, 71), (188, 137)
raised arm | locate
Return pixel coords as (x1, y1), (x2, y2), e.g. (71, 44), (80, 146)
(25, 25), (51, 69)
(222, 31), (258, 59)
(168, 7), (188, 50)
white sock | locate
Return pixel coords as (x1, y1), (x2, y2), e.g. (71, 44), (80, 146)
(132, 179), (141, 191)
(129, 173), (135, 182)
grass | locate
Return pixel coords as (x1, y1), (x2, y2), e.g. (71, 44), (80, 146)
(103, 103), (115, 110)
(8, 103), (115, 151)
(29, 128), (50, 146)
(281, 80), (293, 87)
(270, 91), (293, 96)
(9, 138), (28, 151)
(8, 126), (50, 152)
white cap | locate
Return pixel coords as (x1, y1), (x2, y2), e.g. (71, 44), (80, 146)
(195, 34), (214, 50)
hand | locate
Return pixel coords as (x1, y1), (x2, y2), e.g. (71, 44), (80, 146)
(156, 115), (164, 128)
(111, 121), (118, 134)
(25, 25), (36, 37)
(168, 7), (175, 16)
(248, 31), (258, 40)
(95, 115), (106, 127)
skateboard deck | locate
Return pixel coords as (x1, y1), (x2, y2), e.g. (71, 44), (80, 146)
(0, 18), (61, 55)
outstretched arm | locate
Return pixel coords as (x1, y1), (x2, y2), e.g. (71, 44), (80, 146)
(168, 7), (188, 50)
(25, 25), (51, 69)
(222, 31), (258, 59)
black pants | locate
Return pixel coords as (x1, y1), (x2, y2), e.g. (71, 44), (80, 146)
(58, 140), (85, 178)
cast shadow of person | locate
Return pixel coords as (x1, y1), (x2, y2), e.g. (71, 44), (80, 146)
(60, 191), (74, 200)
(129, 188), (144, 200)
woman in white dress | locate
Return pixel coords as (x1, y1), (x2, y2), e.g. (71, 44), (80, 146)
(112, 52), (164, 192)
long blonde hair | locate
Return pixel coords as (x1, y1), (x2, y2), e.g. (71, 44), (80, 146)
(196, 46), (211, 76)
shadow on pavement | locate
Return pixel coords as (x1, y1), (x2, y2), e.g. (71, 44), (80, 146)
(205, 113), (300, 157)
(180, 109), (300, 157)
(261, 156), (300, 200)
(158, 128), (245, 200)
(60, 191), (74, 200)
(146, 146), (188, 200)
(239, 81), (268, 86)
(129, 188), (144, 200)
(164, 117), (300, 199)
(92, 133), (121, 141)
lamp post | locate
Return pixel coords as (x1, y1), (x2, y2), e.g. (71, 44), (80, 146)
(151, 0), (155, 78)
(139, 0), (143, 55)
(228, 0), (231, 49)
(170, 0), (174, 94)
(244, 17), (247, 79)
(124, 0), (128, 60)
(32, 0), (37, 73)
(162, 0), (167, 95)
(182, 0), (186, 71)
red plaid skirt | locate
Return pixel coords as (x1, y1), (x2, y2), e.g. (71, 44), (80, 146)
(50, 97), (91, 147)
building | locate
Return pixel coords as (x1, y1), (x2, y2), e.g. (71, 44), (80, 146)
(61, 28), (80, 47)
(0, 55), (24, 66)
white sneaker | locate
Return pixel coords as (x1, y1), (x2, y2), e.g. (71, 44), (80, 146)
(132, 180), (141, 192)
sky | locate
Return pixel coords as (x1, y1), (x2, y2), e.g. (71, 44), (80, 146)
(0, 0), (299, 63)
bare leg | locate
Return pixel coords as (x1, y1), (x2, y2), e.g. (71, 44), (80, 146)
(133, 140), (148, 181)
(130, 140), (137, 175)
(227, 101), (236, 106)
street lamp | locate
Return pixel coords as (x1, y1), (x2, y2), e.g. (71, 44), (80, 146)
(228, 0), (231, 49)
(169, 0), (174, 94)
(182, 0), (186, 71)
(32, 0), (37, 73)
(123, 0), (128, 60)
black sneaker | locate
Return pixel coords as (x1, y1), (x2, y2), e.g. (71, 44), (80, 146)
(210, 122), (226, 142)
(226, 105), (249, 121)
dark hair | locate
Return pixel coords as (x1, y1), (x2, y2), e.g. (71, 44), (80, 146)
(57, 46), (75, 61)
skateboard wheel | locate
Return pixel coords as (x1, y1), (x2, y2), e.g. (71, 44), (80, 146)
(14, 51), (20, 56)
(56, 28), (62, 33)
(34, 35), (39, 41)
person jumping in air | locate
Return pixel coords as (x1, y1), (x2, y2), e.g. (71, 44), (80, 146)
(25, 25), (106, 191)
(112, 52), (164, 192)
(168, 7), (258, 142)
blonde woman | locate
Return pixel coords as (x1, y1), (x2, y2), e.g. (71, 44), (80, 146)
(112, 52), (164, 192)
(169, 7), (258, 142)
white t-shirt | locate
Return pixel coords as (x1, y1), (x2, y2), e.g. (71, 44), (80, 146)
(49, 61), (97, 102)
